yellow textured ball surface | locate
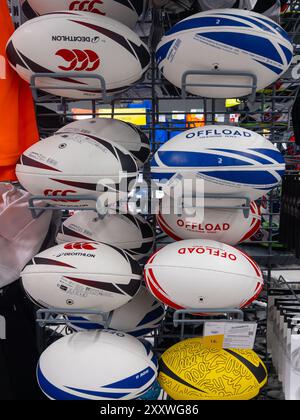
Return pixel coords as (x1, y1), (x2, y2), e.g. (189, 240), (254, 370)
(158, 338), (268, 400)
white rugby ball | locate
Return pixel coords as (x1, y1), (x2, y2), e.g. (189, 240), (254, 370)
(57, 118), (150, 168)
(144, 239), (264, 310)
(67, 286), (165, 337)
(56, 212), (155, 260)
(151, 125), (285, 203)
(37, 330), (158, 400)
(158, 198), (261, 245)
(6, 12), (150, 99)
(16, 133), (138, 208)
(156, 9), (293, 97)
(20, 0), (144, 28)
(22, 242), (142, 311)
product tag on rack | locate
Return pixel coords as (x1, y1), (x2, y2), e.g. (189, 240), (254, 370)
(202, 334), (224, 349)
(203, 322), (257, 350)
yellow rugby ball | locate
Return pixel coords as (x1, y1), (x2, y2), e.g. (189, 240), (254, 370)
(158, 338), (268, 400)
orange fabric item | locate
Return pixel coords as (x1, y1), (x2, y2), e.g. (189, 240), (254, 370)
(0, 0), (39, 181)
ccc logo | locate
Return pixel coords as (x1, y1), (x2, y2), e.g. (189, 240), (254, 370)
(64, 242), (97, 250)
(44, 189), (80, 203)
(69, 0), (105, 14)
(56, 49), (100, 72)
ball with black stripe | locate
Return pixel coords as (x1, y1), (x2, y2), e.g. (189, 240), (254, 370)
(20, 0), (144, 29)
(57, 118), (151, 168)
(56, 211), (155, 260)
(158, 338), (268, 400)
(21, 241), (142, 311)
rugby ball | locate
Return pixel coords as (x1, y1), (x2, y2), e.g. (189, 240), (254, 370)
(37, 330), (158, 400)
(157, 197), (261, 245)
(6, 12), (150, 99)
(20, 0), (144, 28)
(158, 338), (268, 400)
(151, 125), (285, 203)
(156, 9), (293, 98)
(16, 133), (138, 208)
(21, 242), (142, 311)
(57, 118), (150, 168)
(144, 239), (263, 310)
(56, 212), (155, 260)
(67, 286), (165, 337)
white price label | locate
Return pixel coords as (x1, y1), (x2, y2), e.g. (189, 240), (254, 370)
(204, 322), (257, 349)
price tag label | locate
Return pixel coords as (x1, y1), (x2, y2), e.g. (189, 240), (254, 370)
(204, 322), (257, 349)
(203, 334), (224, 349)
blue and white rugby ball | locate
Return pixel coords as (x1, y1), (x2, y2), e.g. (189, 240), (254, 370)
(37, 330), (158, 400)
(156, 9), (293, 97)
(151, 125), (285, 202)
(67, 286), (165, 337)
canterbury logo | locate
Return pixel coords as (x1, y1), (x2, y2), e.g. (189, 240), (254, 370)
(69, 0), (105, 14)
(56, 49), (100, 72)
(64, 242), (97, 250)
(44, 189), (80, 203)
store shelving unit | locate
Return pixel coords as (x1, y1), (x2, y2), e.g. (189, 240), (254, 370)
(4, 0), (300, 400)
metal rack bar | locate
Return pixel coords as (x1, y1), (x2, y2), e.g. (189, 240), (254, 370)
(28, 195), (104, 219)
(10, 5), (300, 402)
(181, 70), (258, 102)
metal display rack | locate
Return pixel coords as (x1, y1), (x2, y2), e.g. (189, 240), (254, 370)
(4, 0), (300, 400)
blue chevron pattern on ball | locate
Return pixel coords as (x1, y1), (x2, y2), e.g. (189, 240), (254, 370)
(151, 125), (285, 201)
(37, 330), (158, 400)
(155, 9), (293, 98)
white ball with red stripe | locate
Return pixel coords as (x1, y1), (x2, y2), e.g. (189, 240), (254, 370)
(144, 239), (263, 310)
(16, 133), (138, 208)
(157, 198), (261, 245)
(57, 118), (150, 168)
(6, 12), (150, 99)
(22, 242), (142, 311)
(56, 212), (155, 260)
(20, 0), (144, 28)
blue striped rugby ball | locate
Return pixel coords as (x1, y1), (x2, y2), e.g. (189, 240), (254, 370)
(66, 286), (165, 337)
(37, 330), (158, 400)
(151, 125), (285, 202)
(156, 9), (293, 98)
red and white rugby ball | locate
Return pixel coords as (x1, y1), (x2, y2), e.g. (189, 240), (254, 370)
(16, 133), (138, 207)
(57, 118), (150, 168)
(56, 212), (155, 260)
(144, 239), (263, 310)
(6, 12), (150, 99)
(21, 0), (144, 28)
(157, 199), (261, 245)
(22, 242), (142, 311)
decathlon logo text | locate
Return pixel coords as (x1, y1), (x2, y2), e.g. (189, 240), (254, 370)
(56, 49), (100, 71)
(69, 0), (105, 14)
(64, 242), (97, 250)
(52, 36), (100, 43)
